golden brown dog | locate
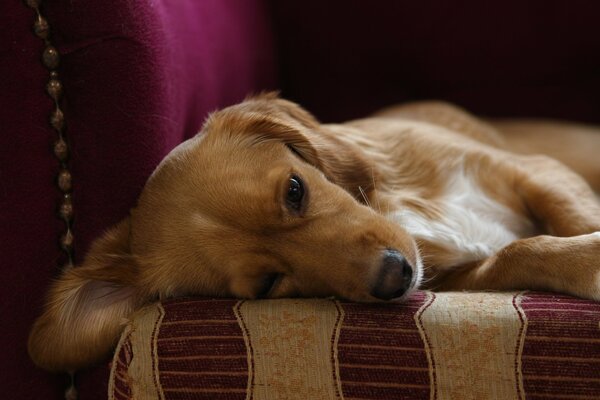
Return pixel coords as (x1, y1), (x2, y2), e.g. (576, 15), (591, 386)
(29, 94), (600, 372)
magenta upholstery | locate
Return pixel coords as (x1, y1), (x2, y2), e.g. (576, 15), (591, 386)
(2, 1), (599, 399)
(2, 1), (274, 398)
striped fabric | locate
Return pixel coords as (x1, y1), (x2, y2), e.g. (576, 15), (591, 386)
(109, 292), (600, 399)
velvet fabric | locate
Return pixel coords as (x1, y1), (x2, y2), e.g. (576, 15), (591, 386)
(1, 1), (274, 398)
(2, 0), (599, 398)
(272, 1), (600, 123)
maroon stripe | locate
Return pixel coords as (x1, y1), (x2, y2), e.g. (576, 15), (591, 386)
(527, 396), (596, 400)
(522, 358), (600, 378)
(118, 338), (133, 365)
(523, 322), (600, 337)
(525, 304), (600, 311)
(338, 329), (426, 347)
(520, 292), (600, 398)
(339, 348), (429, 368)
(160, 357), (249, 373)
(526, 309), (600, 322)
(527, 397), (583, 400)
(154, 300), (248, 399)
(522, 340), (600, 358)
(341, 305), (426, 330)
(340, 383), (430, 399)
(159, 373), (248, 389)
(111, 334), (133, 399)
(159, 322), (242, 338)
(162, 391), (247, 400)
(112, 374), (131, 400)
(523, 295), (600, 306)
(523, 305), (600, 315)
(157, 337), (247, 358)
(340, 366), (430, 385)
(112, 387), (129, 400)
(524, 378), (600, 396)
(337, 291), (431, 399)
(161, 299), (241, 320)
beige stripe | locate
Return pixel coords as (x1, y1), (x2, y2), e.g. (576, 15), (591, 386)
(514, 292), (528, 399)
(418, 292), (525, 400)
(237, 299), (342, 400)
(234, 300), (253, 400)
(108, 324), (132, 400)
(414, 291), (436, 400)
(109, 303), (166, 400)
(332, 300), (345, 400)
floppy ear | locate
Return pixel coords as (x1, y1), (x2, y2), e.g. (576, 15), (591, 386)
(295, 127), (378, 203)
(28, 217), (142, 372)
(240, 94), (378, 203)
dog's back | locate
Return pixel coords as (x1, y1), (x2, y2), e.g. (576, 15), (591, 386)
(371, 101), (600, 193)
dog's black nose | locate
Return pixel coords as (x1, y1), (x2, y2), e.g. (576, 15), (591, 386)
(371, 249), (413, 300)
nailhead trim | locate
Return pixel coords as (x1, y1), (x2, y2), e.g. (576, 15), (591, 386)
(23, 0), (75, 268)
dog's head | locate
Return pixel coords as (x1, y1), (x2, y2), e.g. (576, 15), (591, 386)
(29, 94), (422, 371)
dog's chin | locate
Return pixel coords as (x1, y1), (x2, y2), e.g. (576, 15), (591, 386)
(387, 285), (418, 303)
(335, 284), (419, 303)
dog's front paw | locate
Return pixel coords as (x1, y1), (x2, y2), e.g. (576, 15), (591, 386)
(586, 232), (600, 301)
(562, 232), (600, 301)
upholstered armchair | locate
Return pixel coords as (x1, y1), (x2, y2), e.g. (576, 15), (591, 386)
(3, 1), (599, 399)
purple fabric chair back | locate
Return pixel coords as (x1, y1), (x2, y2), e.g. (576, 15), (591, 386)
(1, 1), (274, 398)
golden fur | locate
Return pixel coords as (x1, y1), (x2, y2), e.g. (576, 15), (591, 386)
(29, 94), (600, 371)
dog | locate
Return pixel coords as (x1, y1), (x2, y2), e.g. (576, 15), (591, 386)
(29, 93), (600, 372)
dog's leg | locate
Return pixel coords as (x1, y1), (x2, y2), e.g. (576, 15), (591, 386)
(434, 233), (600, 300)
(513, 155), (600, 236)
(430, 155), (600, 299)
(494, 120), (600, 192)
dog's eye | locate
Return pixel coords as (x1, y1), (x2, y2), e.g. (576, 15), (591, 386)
(257, 273), (279, 298)
(286, 175), (305, 211)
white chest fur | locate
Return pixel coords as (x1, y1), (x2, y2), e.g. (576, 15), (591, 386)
(389, 170), (534, 268)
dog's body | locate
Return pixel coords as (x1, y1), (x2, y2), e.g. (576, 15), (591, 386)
(29, 95), (600, 372)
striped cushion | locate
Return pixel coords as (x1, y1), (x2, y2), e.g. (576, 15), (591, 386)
(109, 292), (600, 399)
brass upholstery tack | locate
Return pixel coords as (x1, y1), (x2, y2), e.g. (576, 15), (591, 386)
(24, 0), (75, 268)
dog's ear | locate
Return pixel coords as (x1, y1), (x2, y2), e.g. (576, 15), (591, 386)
(295, 127), (378, 204)
(28, 217), (141, 372)
(228, 94), (378, 203)
(243, 92), (322, 131)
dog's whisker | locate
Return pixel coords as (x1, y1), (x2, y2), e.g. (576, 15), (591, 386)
(370, 167), (382, 213)
(358, 186), (372, 208)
